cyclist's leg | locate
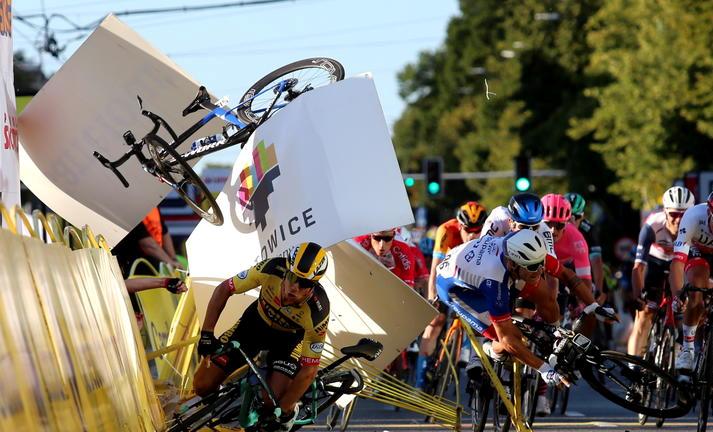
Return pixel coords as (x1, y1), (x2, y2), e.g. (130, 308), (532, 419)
(677, 249), (710, 371)
(193, 303), (263, 396)
(627, 262), (665, 357)
(415, 304), (447, 389)
(266, 332), (304, 400)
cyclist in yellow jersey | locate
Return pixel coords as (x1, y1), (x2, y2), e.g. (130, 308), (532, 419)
(193, 242), (329, 431)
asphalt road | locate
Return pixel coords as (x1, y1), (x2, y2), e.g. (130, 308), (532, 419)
(303, 382), (699, 432)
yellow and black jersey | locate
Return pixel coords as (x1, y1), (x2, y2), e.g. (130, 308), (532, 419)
(226, 257), (330, 365)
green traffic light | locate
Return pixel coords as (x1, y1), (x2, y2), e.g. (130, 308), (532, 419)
(515, 177), (531, 191)
(428, 181), (441, 195)
(405, 177), (415, 188)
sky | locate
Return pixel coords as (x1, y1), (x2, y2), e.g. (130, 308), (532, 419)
(13, 0), (460, 171)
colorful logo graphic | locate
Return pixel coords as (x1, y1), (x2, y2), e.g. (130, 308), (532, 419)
(237, 139), (281, 231)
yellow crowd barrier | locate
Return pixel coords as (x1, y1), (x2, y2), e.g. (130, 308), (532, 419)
(0, 202), (164, 431)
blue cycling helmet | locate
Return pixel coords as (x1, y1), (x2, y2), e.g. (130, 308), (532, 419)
(507, 193), (543, 225)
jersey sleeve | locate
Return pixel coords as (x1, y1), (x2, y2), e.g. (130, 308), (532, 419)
(299, 294), (330, 366)
(433, 224), (452, 260)
(411, 245), (430, 281)
(635, 224), (655, 264)
(482, 207), (508, 237)
(673, 210), (697, 262)
(571, 229), (592, 279)
(226, 262), (268, 294)
(479, 278), (511, 322)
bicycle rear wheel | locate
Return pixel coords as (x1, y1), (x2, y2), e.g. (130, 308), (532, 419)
(491, 363), (512, 432)
(654, 326), (677, 428)
(521, 369), (539, 427)
(697, 324), (713, 432)
(145, 135), (223, 225)
(468, 375), (491, 432)
(580, 350), (692, 418)
(237, 58), (345, 124)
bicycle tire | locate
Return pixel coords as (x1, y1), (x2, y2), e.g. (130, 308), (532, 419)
(237, 57), (345, 125)
(521, 370), (538, 426)
(166, 386), (240, 432)
(697, 324), (713, 432)
(434, 333), (460, 400)
(468, 376), (491, 432)
(580, 350), (692, 418)
(654, 327), (676, 428)
(558, 386), (570, 415)
(145, 135), (223, 225)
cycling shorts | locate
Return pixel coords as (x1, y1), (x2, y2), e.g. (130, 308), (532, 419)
(211, 301), (303, 378)
(686, 246), (713, 273)
(435, 275), (504, 341)
(641, 258), (670, 305)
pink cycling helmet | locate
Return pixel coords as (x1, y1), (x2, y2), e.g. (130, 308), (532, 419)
(541, 193), (572, 223)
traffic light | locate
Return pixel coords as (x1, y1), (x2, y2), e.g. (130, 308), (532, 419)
(404, 176), (415, 188)
(423, 157), (444, 197)
(514, 155), (531, 192)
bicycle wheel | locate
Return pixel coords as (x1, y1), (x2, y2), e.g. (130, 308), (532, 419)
(166, 386), (241, 432)
(434, 333), (460, 400)
(558, 386), (570, 415)
(468, 375), (491, 432)
(697, 325), (713, 432)
(638, 320), (661, 426)
(654, 327), (677, 428)
(580, 350), (692, 418)
(145, 135), (223, 225)
(521, 370), (539, 427)
(237, 58), (345, 125)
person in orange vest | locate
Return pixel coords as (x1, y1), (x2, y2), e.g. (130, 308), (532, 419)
(141, 207), (183, 270)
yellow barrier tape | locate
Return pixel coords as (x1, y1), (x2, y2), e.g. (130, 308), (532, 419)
(0, 202), (17, 233)
(63, 226), (85, 250)
(12, 205), (38, 238)
(32, 210), (60, 243)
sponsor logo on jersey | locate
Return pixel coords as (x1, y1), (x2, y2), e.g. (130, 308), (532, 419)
(310, 342), (324, 353)
(237, 270), (248, 279)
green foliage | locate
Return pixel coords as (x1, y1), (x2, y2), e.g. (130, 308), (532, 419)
(394, 0), (713, 216)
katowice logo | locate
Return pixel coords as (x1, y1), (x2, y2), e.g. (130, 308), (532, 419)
(237, 139), (280, 231)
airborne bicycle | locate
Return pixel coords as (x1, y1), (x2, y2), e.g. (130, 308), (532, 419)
(166, 337), (382, 432)
(93, 58), (344, 226)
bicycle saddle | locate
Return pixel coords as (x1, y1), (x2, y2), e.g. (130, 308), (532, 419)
(182, 86), (212, 117)
(340, 338), (383, 361)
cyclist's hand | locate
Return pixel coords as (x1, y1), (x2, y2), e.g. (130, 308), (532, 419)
(583, 302), (618, 322)
(198, 330), (219, 357)
(537, 363), (570, 388)
(164, 278), (187, 294)
(672, 296), (685, 314)
(429, 297), (441, 309)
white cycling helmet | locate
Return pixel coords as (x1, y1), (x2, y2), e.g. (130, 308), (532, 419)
(662, 186), (695, 210)
(504, 229), (547, 268)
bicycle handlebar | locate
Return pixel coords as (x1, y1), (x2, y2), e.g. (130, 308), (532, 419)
(93, 151), (130, 188)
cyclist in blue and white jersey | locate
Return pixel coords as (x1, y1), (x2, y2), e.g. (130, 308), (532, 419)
(435, 230), (568, 387)
(627, 186), (695, 358)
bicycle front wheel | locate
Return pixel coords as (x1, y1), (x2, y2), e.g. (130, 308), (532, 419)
(237, 58), (345, 125)
(580, 350), (692, 418)
(468, 375), (491, 432)
(697, 324), (713, 432)
(145, 136), (223, 225)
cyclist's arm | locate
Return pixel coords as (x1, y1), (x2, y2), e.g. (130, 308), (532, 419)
(558, 266), (596, 305)
(428, 224), (450, 300)
(631, 262), (646, 300)
(492, 319), (545, 370)
(202, 266), (263, 332)
(669, 259), (686, 296)
(428, 256), (443, 300)
(591, 254), (604, 294)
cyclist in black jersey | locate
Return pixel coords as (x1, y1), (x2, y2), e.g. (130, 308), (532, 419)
(193, 242), (330, 432)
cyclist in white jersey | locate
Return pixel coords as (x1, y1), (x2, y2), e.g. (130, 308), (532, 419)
(435, 230), (568, 387)
(672, 191), (713, 372)
(627, 186), (694, 358)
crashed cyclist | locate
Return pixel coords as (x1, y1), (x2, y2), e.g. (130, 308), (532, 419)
(193, 242), (330, 432)
(435, 230), (568, 386)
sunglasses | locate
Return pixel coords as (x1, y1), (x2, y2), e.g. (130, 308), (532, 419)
(463, 226), (483, 234)
(545, 221), (566, 231)
(666, 211), (685, 219)
(514, 223), (539, 231)
(285, 271), (315, 289)
(520, 262), (544, 272)
(371, 234), (394, 242)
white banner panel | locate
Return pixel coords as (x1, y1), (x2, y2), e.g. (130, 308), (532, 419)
(191, 241), (436, 371)
(0, 0), (19, 209)
(187, 76), (413, 282)
(18, 15), (221, 246)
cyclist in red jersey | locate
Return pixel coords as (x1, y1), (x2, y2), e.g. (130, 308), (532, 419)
(354, 229), (415, 288)
(396, 227), (430, 296)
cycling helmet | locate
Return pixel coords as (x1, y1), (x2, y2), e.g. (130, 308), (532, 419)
(504, 230), (547, 267)
(287, 242), (328, 281)
(662, 186), (695, 210)
(541, 193), (572, 223)
(507, 193), (544, 225)
(564, 192), (586, 216)
(456, 201), (488, 229)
